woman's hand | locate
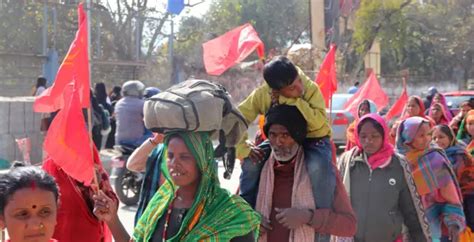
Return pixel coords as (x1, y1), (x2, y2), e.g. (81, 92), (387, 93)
(151, 133), (164, 145)
(93, 190), (119, 222)
(448, 225), (460, 242)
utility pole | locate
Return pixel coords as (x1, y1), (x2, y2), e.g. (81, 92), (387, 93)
(42, 3), (48, 82)
(169, 16), (175, 83)
(309, 0), (326, 70)
(86, 0), (92, 82)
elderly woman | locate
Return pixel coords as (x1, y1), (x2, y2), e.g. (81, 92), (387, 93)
(93, 132), (260, 241)
(396, 117), (465, 241)
(389, 96), (434, 144)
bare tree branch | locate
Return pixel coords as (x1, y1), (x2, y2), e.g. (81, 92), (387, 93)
(350, 0), (412, 78)
(146, 12), (170, 59)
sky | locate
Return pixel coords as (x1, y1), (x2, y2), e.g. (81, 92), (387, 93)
(104, 0), (211, 33)
(105, 0), (211, 19)
(174, 0), (211, 18)
(103, 0), (212, 49)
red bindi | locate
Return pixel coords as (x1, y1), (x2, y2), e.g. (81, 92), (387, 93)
(32, 205), (37, 209)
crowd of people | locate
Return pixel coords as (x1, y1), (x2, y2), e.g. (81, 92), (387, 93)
(2, 56), (474, 242)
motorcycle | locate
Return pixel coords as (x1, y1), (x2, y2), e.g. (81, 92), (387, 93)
(110, 145), (143, 206)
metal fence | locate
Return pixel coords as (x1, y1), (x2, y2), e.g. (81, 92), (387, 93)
(0, 1), (170, 96)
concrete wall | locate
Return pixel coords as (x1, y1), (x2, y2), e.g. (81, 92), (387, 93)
(0, 97), (43, 165)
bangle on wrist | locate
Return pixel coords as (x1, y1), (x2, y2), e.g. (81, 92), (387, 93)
(148, 138), (158, 146)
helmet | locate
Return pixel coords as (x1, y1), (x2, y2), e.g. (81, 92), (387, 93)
(144, 87), (161, 98)
(121, 80), (145, 98)
(426, 86), (438, 97)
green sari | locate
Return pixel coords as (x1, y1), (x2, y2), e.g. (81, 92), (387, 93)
(133, 132), (260, 242)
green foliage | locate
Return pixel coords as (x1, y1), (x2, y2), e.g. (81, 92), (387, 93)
(378, 0), (473, 79)
(0, 2), (44, 53)
(353, 0), (412, 55)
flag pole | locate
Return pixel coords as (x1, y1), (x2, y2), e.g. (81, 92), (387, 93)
(329, 94), (333, 124)
(86, 0), (99, 191)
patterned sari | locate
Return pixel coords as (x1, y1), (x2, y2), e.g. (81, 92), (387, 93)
(396, 117), (465, 241)
(443, 130), (474, 197)
(133, 132), (260, 241)
(389, 96), (434, 145)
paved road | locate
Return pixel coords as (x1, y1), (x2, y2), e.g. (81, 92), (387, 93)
(117, 162), (242, 234)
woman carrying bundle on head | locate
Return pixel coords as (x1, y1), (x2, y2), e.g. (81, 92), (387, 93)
(93, 131), (261, 242)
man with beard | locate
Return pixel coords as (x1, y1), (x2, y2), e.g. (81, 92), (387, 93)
(254, 105), (356, 242)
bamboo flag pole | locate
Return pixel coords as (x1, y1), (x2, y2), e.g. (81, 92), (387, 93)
(86, 0), (99, 191)
(329, 95), (333, 124)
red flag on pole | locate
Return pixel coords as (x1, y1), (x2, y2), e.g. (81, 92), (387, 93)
(315, 44), (337, 107)
(34, 3), (90, 113)
(385, 79), (408, 121)
(203, 23), (265, 76)
(43, 84), (94, 185)
(344, 72), (389, 116)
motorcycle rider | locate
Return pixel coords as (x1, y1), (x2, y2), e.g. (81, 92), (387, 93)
(126, 86), (164, 223)
(114, 80), (152, 147)
(144, 86), (161, 99)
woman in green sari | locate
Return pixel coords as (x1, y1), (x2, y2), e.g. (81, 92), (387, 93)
(93, 132), (261, 241)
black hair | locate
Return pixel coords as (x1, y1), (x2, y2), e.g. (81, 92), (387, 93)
(0, 164), (59, 215)
(94, 82), (108, 105)
(354, 81), (360, 86)
(109, 86), (122, 102)
(36, 77), (47, 88)
(263, 56), (298, 90)
(263, 105), (307, 145)
(469, 98), (474, 108)
(357, 117), (385, 139)
(358, 100), (371, 116)
(434, 124), (456, 144)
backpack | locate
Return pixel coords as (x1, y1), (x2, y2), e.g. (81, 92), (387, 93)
(143, 79), (248, 179)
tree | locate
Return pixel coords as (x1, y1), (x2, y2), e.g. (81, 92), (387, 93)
(379, 0), (473, 82)
(98, 0), (170, 60)
(347, 0), (412, 78)
(173, 0), (310, 72)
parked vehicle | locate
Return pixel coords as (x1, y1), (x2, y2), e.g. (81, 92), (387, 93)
(327, 94), (355, 148)
(444, 91), (474, 116)
(110, 145), (143, 206)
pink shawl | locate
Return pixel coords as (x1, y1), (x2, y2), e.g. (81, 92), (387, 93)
(355, 113), (395, 170)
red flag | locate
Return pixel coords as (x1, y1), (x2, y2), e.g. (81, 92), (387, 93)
(203, 23), (265, 76)
(385, 79), (408, 121)
(34, 3), (90, 113)
(315, 44), (337, 107)
(43, 83), (94, 185)
(344, 72), (389, 116)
